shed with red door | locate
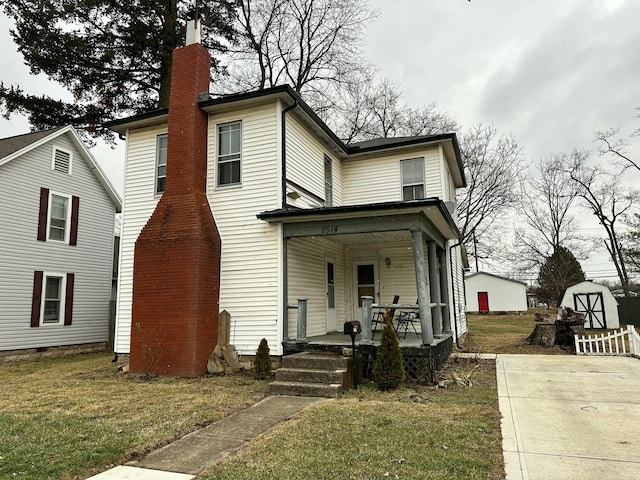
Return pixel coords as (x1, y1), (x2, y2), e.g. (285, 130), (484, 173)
(464, 272), (528, 313)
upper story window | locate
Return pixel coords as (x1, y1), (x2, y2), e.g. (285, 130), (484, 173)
(324, 155), (333, 207)
(217, 121), (241, 186)
(49, 193), (70, 241)
(52, 147), (72, 174)
(37, 188), (79, 245)
(156, 134), (168, 194)
(401, 157), (425, 201)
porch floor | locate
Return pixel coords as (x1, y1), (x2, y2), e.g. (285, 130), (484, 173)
(284, 330), (452, 349)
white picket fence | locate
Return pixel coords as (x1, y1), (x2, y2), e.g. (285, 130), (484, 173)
(574, 325), (640, 358)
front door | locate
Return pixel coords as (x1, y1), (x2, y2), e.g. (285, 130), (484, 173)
(353, 260), (378, 322)
(478, 291), (489, 312)
(326, 258), (337, 332)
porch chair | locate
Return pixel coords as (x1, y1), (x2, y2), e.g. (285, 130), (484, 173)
(396, 299), (420, 339)
(372, 295), (399, 340)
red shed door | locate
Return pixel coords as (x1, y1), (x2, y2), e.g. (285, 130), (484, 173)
(478, 292), (489, 312)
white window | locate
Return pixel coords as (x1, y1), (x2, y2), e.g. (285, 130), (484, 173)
(51, 146), (72, 174)
(156, 134), (168, 194)
(217, 121), (241, 186)
(42, 273), (66, 325)
(48, 192), (72, 242)
(401, 157), (425, 201)
(324, 155), (333, 207)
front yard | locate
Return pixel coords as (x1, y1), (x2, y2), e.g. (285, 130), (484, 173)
(0, 352), (504, 480)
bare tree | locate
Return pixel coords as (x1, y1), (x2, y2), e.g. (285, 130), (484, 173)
(564, 149), (639, 296)
(513, 153), (591, 269)
(220, 0), (378, 98)
(595, 128), (640, 172)
(456, 124), (524, 264)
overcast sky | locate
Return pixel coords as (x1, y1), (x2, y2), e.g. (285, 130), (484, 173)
(1, 0), (638, 282)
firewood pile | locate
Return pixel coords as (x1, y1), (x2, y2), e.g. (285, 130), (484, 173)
(527, 307), (586, 348)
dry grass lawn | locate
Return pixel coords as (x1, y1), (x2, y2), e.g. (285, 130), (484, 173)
(0, 353), (269, 479)
(460, 311), (570, 355)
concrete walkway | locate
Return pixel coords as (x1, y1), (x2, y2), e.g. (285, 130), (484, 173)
(497, 354), (640, 480)
(86, 395), (327, 480)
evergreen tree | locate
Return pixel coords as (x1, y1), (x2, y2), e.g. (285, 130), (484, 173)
(537, 246), (586, 305)
(253, 338), (272, 380)
(0, 0), (236, 142)
(372, 323), (403, 391)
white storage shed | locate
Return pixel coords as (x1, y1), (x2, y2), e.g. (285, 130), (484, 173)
(559, 281), (619, 329)
(465, 272), (528, 313)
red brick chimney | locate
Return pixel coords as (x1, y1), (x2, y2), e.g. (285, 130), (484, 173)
(129, 19), (222, 377)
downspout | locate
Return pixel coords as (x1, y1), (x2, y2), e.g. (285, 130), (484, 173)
(281, 99), (298, 210)
(281, 99), (297, 344)
(449, 240), (464, 349)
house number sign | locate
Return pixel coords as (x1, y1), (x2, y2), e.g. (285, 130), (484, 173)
(321, 225), (339, 234)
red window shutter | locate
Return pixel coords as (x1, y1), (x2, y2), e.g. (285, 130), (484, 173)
(70, 196), (79, 246)
(31, 271), (44, 327)
(64, 273), (75, 325)
(37, 188), (49, 241)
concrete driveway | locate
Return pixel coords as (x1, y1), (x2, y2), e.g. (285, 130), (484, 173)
(497, 354), (640, 480)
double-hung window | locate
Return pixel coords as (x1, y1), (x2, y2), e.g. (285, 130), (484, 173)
(401, 157), (425, 201)
(37, 188), (79, 245)
(30, 271), (75, 327)
(217, 121), (241, 186)
(324, 155), (333, 207)
(155, 134), (168, 194)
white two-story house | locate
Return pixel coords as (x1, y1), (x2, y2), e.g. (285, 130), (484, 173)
(109, 85), (468, 355)
(0, 126), (121, 354)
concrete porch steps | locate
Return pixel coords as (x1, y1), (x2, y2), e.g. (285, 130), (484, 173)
(269, 352), (353, 398)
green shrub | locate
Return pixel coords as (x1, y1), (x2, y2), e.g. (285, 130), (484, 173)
(372, 323), (404, 390)
(253, 338), (272, 380)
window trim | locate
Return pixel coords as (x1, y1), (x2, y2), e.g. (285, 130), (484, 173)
(400, 157), (425, 201)
(40, 272), (67, 326)
(155, 134), (168, 195)
(216, 120), (242, 187)
(51, 145), (73, 175)
(46, 191), (73, 243)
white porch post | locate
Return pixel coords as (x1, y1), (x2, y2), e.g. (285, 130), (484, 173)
(439, 247), (451, 333)
(411, 229), (434, 345)
(428, 241), (443, 338)
(360, 296), (374, 345)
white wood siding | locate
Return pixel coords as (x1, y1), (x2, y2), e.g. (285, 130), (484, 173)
(114, 125), (166, 352)
(287, 237), (345, 338)
(286, 114), (343, 206)
(450, 243), (468, 338)
(208, 102), (282, 354)
(0, 133), (116, 351)
(342, 147), (442, 205)
(465, 273), (527, 312)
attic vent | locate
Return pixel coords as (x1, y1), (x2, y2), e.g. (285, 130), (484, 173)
(53, 148), (71, 174)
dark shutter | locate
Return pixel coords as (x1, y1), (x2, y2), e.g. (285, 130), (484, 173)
(31, 271), (43, 327)
(64, 273), (75, 326)
(37, 188), (49, 241)
(70, 196), (79, 246)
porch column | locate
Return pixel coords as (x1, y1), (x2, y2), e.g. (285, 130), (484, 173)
(411, 229), (434, 345)
(296, 298), (308, 343)
(283, 235), (289, 339)
(439, 247), (451, 333)
(428, 241), (443, 338)
(360, 296), (374, 345)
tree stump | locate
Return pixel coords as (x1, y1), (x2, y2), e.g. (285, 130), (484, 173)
(527, 323), (557, 347)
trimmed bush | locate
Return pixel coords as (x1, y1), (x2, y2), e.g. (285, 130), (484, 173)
(372, 323), (404, 390)
(253, 338), (272, 380)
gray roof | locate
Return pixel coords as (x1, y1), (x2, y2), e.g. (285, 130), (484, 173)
(0, 127), (64, 160)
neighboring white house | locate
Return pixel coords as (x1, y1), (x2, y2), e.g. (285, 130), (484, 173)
(465, 272), (528, 313)
(560, 281), (620, 329)
(0, 126), (121, 352)
(108, 84), (469, 356)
